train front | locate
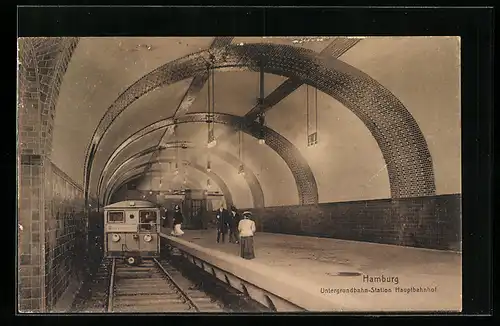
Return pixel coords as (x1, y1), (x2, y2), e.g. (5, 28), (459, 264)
(104, 200), (160, 265)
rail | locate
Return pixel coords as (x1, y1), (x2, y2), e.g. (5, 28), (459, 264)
(106, 258), (116, 312)
(160, 234), (337, 312)
(153, 258), (200, 312)
(105, 257), (203, 312)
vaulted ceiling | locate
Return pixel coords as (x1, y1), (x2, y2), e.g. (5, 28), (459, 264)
(49, 36), (461, 208)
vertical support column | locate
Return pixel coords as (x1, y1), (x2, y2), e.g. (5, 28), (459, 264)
(18, 96), (47, 312)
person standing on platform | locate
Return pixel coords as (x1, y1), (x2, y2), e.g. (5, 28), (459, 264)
(161, 208), (168, 228)
(229, 205), (240, 244)
(238, 211), (256, 260)
(171, 205), (184, 236)
(216, 204), (229, 243)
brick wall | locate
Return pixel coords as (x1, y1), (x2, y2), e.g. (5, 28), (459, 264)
(44, 163), (86, 309)
(17, 37), (84, 312)
(246, 194), (461, 251)
(18, 155), (45, 312)
(18, 159), (87, 312)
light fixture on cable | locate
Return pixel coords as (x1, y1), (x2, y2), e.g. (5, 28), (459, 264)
(206, 61), (217, 148)
(149, 173), (153, 195)
(158, 150), (163, 191)
(206, 159), (211, 172)
(238, 164), (245, 176)
(258, 114), (266, 145)
(207, 130), (216, 148)
(174, 138), (180, 174)
(257, 59), (266, 145)
(237, 127), (245, 176)
(306, 85), (319, 147)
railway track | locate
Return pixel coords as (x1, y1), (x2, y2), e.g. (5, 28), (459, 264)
(108, 258), (224, 313)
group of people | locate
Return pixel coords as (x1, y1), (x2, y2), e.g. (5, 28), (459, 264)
(216, 205), (256, 260)
(160, 203), (257, 260)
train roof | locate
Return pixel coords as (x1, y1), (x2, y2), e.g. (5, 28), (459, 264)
(104, 200), (157, 209)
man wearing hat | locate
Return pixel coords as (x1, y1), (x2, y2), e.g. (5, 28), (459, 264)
(238, 211), (256, 259)
(161, 207), (168, 229)
(216, 204), (230, 243)
(228, 205), (241, 244)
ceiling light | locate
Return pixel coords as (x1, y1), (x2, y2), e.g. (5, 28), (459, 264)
(238, 164), (245, 175)
(207, 139), (217, 148)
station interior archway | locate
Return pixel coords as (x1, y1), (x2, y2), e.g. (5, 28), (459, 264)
(18, 36), (461, 311)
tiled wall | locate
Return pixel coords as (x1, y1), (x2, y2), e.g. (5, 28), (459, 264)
(18, 37), (83, 312)
(246, 194), (461, 251)
(44, 163), (86, 309)
(18, 155), (45, 312)
(18, 159), (87, 312)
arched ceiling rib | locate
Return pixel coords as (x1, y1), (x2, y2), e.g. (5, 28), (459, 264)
(143, 37), (234, 176)
(102, 142), (264, 208)
(97, 113), (318, 205)
(105, 159), (233, 206)
(98, 141), (183, 199)
(109, 169), (204, 204)
(109, 171), (209, 203)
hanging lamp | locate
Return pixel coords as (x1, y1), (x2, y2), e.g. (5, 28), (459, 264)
(207, 64), (217, 148)
(258, 59), (266, 145)
(306, 85), (319, 147)
(238, 126), (245, 176)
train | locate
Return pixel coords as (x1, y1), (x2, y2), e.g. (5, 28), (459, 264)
(103, 200), (161, 265)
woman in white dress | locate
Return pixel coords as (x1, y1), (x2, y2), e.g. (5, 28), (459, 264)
(171, 205), (184, 236)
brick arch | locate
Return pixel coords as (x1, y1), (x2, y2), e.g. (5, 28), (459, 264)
(210, 147), (265, 208)
(99, 143), (264, 208)
(105, 159), (233, 207)
(97, 113), (317, 206)
(84, 43), (435, 203)
(18, 37), (80, 156)
(98, 143), (179, 199)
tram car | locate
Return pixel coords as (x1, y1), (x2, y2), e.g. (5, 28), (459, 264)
(103, 200), (160, 265)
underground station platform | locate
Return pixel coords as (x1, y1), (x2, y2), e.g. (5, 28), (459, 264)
(159, 228), (462, 312)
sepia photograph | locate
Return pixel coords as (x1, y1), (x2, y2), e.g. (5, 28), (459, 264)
(17, 35), (462, 313)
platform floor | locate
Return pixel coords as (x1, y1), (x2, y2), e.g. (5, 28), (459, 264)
(161, 227), (462, 312)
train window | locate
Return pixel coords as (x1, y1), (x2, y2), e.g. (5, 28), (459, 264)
(139, 210), (157, 223)
(108, 211), (124, 223)
(139, 210), (157, 231)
